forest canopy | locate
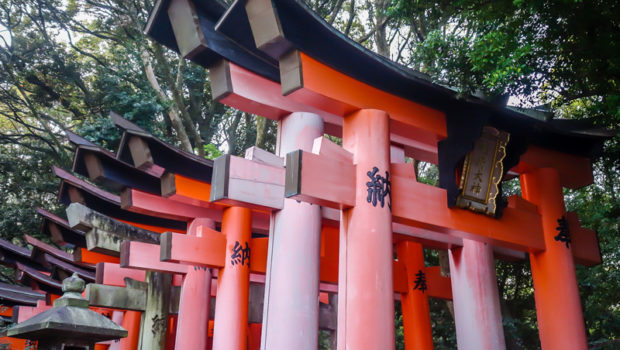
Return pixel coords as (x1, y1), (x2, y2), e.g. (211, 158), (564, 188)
(0, 0), (618, 348)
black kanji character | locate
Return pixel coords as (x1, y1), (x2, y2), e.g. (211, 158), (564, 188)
(231, 241), (251, 267)
(555, 216), (571, 248)
(366, 166), (391, 210)
(413, 269), (427, 293)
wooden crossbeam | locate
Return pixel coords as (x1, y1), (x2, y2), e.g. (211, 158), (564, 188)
(285, 147), (545, 252)
(160, 172), (271, 234)
(280, 51), (446, 148)
(161, 172), (213, 207)
(25, 235), (91, 268)
(121, 188), (218, 222)
(121, 241), (188, 274)
(96, 262), (146, 287)
(210, 60), (342, 135)
(74, 248), (120, 265)
(85, 282), (147, 311)
(513, 146), (594, 189)
(160, 228), (227, 268)
(210, 144), (531, 259)
(566, 211), (601, 266)
(67, 202), (160, 244)
(210, 60), (439, 162)
(211, 154), (285, 210)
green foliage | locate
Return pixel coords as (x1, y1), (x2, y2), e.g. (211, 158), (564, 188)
(203, 143), (222, 160)
(0, 0), (273, 280)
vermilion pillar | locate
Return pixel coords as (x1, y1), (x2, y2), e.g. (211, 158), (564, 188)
(175, 218), (215, 350)
(521, 168), (587, 349)
(397, 241), (433, 350)
(212, 206), (252, 350)
(261, 112), (323, 349)
(339, 109), (394, 350)
(449, 239), (505, 349)
(120, 311), (141, 350)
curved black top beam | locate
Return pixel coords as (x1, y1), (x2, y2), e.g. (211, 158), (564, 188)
(72, 145), (162, 195)
(37, 208), (87, 248)
(145, 0), (279, 81)
(53, 167), (187, 232)
(216, 0), (609, 158)
(112, 114), (214, 183)
(0, 282), (46, 307)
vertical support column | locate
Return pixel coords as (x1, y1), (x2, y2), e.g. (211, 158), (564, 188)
(339, 109), (394, 350)
(521, 168), (587, 349)
(175, 218), (216, 350)
(141, 271), (172, 350)
(261, 112), (324, 349)
(120, 311), (141, 350)
(108, 311), (125, 350)
(397, 241), (433, 350)
(448, 239), (505, 350)
(212, 206), (252, 350)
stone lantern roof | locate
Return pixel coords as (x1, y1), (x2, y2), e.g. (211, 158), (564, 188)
(7, 273), (127, 344)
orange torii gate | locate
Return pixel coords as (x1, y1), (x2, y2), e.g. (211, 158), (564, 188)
(141, 0), (608, 349)
(108, 114), (454, 349)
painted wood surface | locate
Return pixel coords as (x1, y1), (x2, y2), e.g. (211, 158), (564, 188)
(286, 149), (544, 252)
(174, 219), (216, 350)
(212, 207), (252, 350)
(337, 109), (395, 350)
(521, 168), (588, 349)
(397, 241), (434, 350)
(261, 112), (324, 350)
(449, 239), (506, 349)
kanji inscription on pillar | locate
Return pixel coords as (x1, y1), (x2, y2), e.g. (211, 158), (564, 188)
(555, 216), (571, 248)
(413, 269), (427, 293)
(366, 166), (391, 210)
(231, 241), (251, 267)
(151, 314), (166, 335)
(456, 126), (510, 216)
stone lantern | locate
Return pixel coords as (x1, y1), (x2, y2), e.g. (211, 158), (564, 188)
(7, 273), (127, 350)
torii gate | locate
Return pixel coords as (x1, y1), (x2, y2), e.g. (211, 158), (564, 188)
(144, 0), (606, 349)
(105, 114), (454, 349)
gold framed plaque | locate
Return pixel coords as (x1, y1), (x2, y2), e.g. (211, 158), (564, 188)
(456, 126), (510, 216)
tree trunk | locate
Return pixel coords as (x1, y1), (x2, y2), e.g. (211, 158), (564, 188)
(140, 50), (194, 153)
(151, 46), (206, 157)
(373, 0), (390, 57)
(255, 116), (269, 149)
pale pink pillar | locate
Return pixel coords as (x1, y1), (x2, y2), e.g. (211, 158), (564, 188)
(260, 112), (324, 350)
(175, 218), (215, 350)
(107, 311), (125, 350)
(449, 239), (506, 349)
(339, 109), (394, 350)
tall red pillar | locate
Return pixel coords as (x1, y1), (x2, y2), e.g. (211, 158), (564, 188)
(212, 206), (252, 350)
(175, 218), (215, 350)
(338, 109), (394, 350)
(521, 168), (587, 349)
(397, 241), (434, 350)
